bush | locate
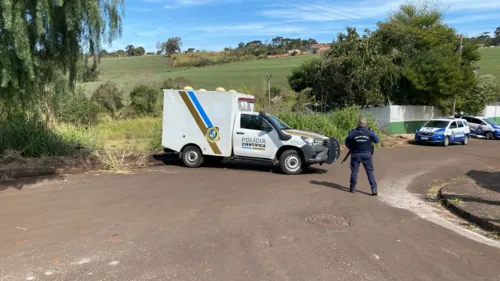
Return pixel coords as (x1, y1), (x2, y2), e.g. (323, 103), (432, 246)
(78, 58), (100, 82)
(0, 116), (95, 157)
(92, 81), (124, 118)
(58, 88), (100, 126)
(275, 106), (383, 144)
(161, 77), (192, 89)
(129, 85), (160, 116)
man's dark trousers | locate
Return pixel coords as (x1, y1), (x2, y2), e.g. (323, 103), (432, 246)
(350, 153), (377, 193)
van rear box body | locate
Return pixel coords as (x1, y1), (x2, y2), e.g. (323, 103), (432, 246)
(162, 89), (255, 157)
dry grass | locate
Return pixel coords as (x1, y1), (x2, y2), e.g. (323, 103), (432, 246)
(427, 182), (446, 201)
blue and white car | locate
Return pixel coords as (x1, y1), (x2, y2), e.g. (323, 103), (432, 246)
(415, 118), (470, 146)
(457, 115), (500, 140)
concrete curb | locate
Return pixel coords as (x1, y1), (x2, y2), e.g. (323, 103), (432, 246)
(438, 188), (500, 233)
(0, 154), (169, 183)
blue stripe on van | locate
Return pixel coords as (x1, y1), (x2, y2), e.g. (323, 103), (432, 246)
(187, 91), (213, 128)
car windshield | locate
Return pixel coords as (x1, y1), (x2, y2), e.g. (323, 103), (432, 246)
(267, 115), (290, 130)
(423, 120), (449, 128)
(484, 118), (498, 126)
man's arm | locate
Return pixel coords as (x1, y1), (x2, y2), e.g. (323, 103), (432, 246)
(371, 131), (380, 144)
(345, 131), (353, 150)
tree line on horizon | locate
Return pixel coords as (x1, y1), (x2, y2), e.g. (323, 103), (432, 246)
(97, 36), (321, 58)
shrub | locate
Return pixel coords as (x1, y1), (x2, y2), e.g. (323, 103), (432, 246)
(161, 77), (192, 89)
(58, 88), (100, 126)
(270, 86), (282, 98)
(129, 85), (160, 116)
(0, 116), (95, 157)
(92, 81), (124, 118)
(275, 106), (383, 144)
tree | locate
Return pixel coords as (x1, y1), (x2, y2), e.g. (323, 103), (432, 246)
(493, 27), (500, 46)
(135, 46), (146, 56)
(288, 28), (398, 109)
(287, 58), (322, 93)
(162, 37), (182, 56)
(458, 75), (500, 115)
(374, 2), (480, 112)
(129, 85), (160, 116)
(126, 45), (135, 56)
(92, 81), (124, 118)
(0, 0), (124, 117)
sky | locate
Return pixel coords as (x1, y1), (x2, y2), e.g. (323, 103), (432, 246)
(108, 0), (500, 52)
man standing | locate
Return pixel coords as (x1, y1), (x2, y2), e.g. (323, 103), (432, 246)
(344, 116), (379, 195)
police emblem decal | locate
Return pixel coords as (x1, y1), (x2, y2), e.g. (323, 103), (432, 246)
(206, 127), (220, 143)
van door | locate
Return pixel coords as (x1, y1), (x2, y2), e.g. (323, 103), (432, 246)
(456, 120), (466, 140)
(467, 117), (481, 135)
(448, 121), (460, 142)
(233, 113), (279, 159)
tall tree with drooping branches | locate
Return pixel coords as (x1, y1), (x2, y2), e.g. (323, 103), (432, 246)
(0, 0), (124, 118)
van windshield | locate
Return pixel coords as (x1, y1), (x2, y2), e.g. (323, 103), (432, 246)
(423, 120), (449, 128)
(267, 115), (291, 130)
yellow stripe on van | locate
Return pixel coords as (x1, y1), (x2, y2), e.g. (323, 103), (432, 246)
(178, 91), (222, 155)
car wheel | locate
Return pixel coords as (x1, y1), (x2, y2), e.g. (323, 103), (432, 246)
(486, 131), (494, 140)
(280, 150), (303, 175)
(462, 135), (469, 145)
(443, 136), (450, 147)
(181, 145), (204, 168)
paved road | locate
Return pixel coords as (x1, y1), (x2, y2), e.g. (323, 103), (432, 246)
(1, 139), (500, 281)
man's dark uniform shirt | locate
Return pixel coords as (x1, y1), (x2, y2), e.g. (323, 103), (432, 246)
(345, 127), (380, 194)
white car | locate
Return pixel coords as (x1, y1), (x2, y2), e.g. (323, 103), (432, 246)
(457, 115), (500, 140)
(414, 118), (471, 146)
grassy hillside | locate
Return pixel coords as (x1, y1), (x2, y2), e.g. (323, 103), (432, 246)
(478, 47), (500, 79)
(84, 47), (499, 95)
(93, 55), (318, 91)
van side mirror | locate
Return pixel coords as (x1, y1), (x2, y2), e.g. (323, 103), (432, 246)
(264, 126), (273, 132)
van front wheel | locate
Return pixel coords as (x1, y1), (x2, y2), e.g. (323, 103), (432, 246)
(280, 150), (303, 175)
(182, 145), (204, 168)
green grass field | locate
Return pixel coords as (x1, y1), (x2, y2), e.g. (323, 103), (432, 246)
(86, 54), (318, 92)
(478, 47), (500, 79)
(85, 47), (500, 94)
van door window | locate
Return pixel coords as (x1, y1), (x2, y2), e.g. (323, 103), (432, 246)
(240, 114), (272, 131)
(458, 121), (464, 128)
(449, 122), (457, 129)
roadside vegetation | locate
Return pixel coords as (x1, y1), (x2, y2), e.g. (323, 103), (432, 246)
(1, 1), (499, 172)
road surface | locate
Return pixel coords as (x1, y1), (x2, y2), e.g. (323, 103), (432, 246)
(1, 139), (500, 281)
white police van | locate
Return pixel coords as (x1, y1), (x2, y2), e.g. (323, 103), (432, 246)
(414, 118), (470, 146)
(161, 88), (341, 175)
(457, 115), (500, 140)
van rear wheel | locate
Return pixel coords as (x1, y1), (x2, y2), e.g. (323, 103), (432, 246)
(182, 145), (204, 168)
(280, 150), (303, 175)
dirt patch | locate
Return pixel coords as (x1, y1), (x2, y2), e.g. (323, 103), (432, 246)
(440, 170), (500, 234)
(381, 134), (414, 148)
(0, 150), (166, 183)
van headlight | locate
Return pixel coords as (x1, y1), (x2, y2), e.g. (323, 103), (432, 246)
(301, 136), (323, 145)
(301, 136), (313, 145)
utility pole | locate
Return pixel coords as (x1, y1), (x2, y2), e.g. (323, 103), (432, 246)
(266, 75), (272, 109)
(451, 34), (463, 117)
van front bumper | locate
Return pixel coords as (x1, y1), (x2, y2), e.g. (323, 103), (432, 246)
(415, 133), (445, 143)
(301, 145), (329, 164)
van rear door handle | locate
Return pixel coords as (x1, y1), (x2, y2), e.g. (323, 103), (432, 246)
(236, 132), (244, 135)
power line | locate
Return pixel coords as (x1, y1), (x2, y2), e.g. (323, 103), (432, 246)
(270, 0), (464, 42)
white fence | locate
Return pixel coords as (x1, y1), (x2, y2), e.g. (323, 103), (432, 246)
(363, 105), (443, 134)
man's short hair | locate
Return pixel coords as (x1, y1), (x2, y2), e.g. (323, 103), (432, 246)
(357, 116), (367, 127)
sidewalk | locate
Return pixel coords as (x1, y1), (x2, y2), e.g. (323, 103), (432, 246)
(440, 169), (500, 233)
